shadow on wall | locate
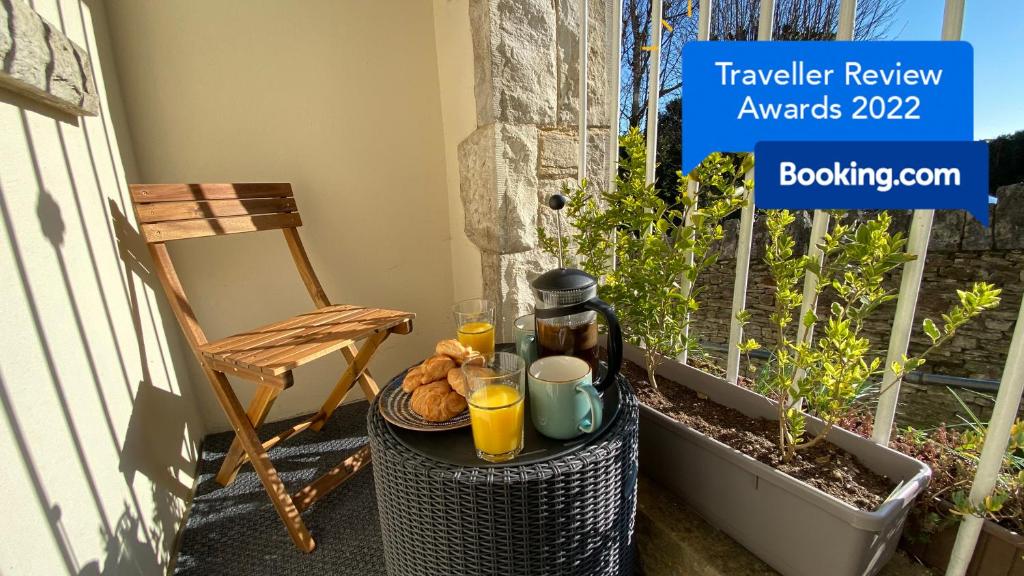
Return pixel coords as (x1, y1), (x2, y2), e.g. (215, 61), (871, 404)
(0, 3), (203, 567)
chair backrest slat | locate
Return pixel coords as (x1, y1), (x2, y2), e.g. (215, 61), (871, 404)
(129, 183), (301, 243)
(135, 197), (299, 223)
(130, 183), (293, 203)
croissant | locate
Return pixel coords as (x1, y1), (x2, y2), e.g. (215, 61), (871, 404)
(447, 365), (497, 398)
(420, 354), (456, 383)
(402, 365), (425, 393)
(410, 381), (467, 422)
(435, 339), (478, 365)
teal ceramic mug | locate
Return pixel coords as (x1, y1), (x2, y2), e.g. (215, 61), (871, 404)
(527, 355), (603, 440)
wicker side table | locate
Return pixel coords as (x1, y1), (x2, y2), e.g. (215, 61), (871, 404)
(367, 377), (638, 576)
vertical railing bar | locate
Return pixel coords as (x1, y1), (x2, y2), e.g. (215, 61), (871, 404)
(791, 0), (857, 402)
(607, 0), (623, 272)
(697, 0), (712, 38)
(938, 3), (997, 572)
(837, 0), (857, 36)
(871, 210), (935, 443)
(726, 176), (756, 383)
(579, 0), (589, 183)
(677, 0), (714, 364)
(726, 0), (774, 384)
(644, 0), (663, 186)
(871, 0), (964, 446)
(946, 300), (1024, 575)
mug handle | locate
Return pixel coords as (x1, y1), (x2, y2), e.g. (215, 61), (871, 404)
(583, 298), (622, 393)
(576, 382), (604, 434)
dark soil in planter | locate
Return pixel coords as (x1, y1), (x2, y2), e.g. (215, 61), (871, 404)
(627, 359), (896, 510)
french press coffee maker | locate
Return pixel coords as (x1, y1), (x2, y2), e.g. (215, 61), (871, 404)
(532, 194), (622, 393)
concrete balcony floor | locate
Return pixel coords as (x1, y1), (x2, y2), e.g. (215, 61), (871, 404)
(171, 401), (933, 575)
(636, 475), (934, 576)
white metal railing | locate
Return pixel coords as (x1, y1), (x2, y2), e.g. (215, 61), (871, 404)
(792, 0), (857, 403)
(579, 0), (589, 183)
(725, 0), (773, 384)
(677, 0), (714, 365)
(589, 1), (1024, 575)
(644, 0), (664, 186)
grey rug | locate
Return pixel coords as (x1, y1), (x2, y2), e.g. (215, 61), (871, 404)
(173, 401), (386, 575)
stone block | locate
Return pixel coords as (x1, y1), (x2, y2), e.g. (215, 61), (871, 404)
(555, 0), (609, 127)
(538, 129), (578, 179)
(458, 122), (540, 253)
(481, 249), (557, 341)
(538, 128), (611, 187)
(469, 0), (557, 126)
(994, 183), (1024, 250)
(928, 210), (964, 252)
(585, 128), (611, 190)
(0, 0), (98, 116)
(962, 204), (995, 251)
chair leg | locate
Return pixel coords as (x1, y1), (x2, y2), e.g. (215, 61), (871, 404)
(342, 343), (381, 401)
(204, 367), (315, 552)
(216, 384), (280, 486)
(310, 329), (390, 432)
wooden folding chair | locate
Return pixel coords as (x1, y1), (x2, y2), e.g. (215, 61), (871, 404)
(129, 183), (414, 552)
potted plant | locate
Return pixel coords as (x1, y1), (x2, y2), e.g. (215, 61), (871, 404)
(539, 127), (749, 384)
(544, 141), (1003, 576)
(893, 393), (1024, 575)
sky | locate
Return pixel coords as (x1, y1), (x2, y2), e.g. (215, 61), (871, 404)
(889, 0), (1024, 140)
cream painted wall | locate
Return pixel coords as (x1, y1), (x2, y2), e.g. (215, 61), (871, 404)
(433, 0), (484, 302)
(0, 0), (204, 573)
(103, 1), (459, 430)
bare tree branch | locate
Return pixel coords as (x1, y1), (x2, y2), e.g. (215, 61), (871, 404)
(619, 0), (905, 130)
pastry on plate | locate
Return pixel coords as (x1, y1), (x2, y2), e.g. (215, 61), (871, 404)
(401, 365), (425, 393)
(410, 380), (467, 422)
(435, 339), (478, 365)
(447, 365), (496, 398)
(420, 354), (456, 383)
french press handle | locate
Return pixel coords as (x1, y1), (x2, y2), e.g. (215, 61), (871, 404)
(582, 298), (622, 393)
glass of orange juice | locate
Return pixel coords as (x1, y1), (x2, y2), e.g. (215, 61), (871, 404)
(452, 298), (495, 358)
(464, 352), (525, 463)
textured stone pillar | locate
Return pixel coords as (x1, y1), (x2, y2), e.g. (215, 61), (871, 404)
(0, 0), (98, 115)
(458, 0), (612, 339)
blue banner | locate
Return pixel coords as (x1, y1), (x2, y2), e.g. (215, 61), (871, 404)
(682, 41), (973, 173)
(754, 141), (990, 224)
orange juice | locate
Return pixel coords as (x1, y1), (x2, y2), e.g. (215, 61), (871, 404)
(468, 384), (524, 460)
(457, 321), (495, 357)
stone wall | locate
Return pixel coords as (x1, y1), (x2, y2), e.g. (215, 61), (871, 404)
(0, 0), (98, 115)
(693, 183), (1024, 427)
(458, 0), (612, 339)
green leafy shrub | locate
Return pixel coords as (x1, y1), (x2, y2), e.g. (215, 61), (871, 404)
(743, 210), (1001, 462)
(539, 127), (749, 386)
(893, 395), (1023, 537)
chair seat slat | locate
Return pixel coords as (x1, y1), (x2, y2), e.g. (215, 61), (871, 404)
(225, 308), (384, 368)
(201, 305), (361, 355)
(202, 307), (413, 376)
(210, 307), (373, 363)
(264, 316), (409, 374)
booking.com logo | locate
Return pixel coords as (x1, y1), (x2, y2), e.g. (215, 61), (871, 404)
(755, 141), (990, 225)
(778, 161), (962, 193)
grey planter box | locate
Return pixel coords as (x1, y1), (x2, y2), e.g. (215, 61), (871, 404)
(907, 507), (1024, 576)
(627, 343), (931, 576)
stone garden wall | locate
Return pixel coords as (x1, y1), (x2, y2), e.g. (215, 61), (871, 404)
(458, 0), (613, 340)
(693, 183), (1024, 426)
